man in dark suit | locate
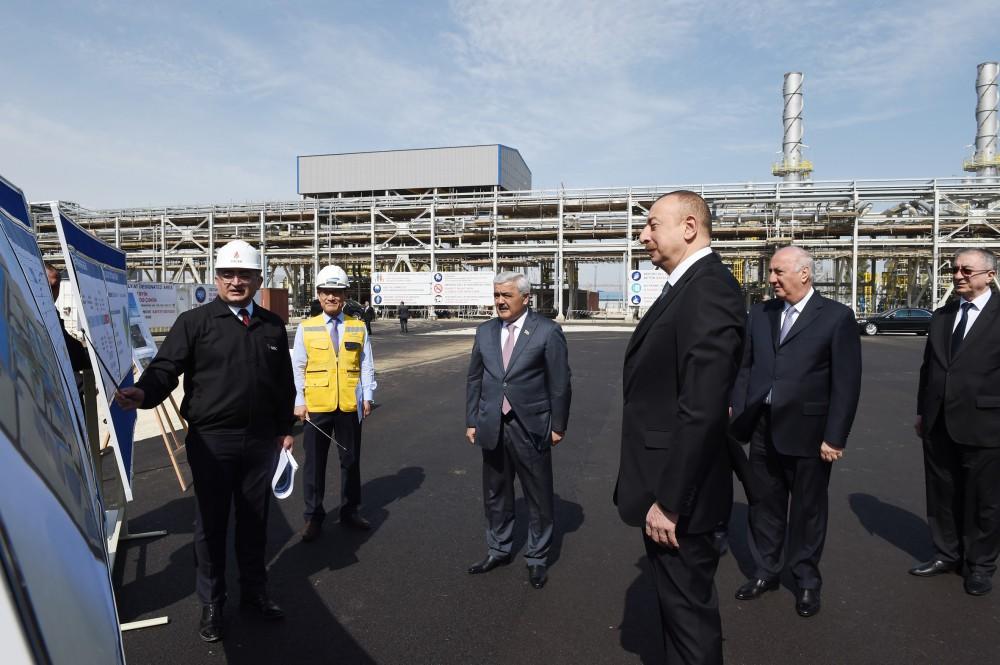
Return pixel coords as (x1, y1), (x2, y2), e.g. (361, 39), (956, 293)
(911, 248), (1000, 596)
(465, 272), (571, 589)
(362, 300), (376, 335)
(615, 191), (745, 665)
(729, 246), (862, 618)
(398, 301), (410, 333)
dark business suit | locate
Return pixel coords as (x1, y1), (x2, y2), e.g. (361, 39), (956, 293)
(917, 293), (1000, 577)
(466, 308), (571, 565)
(730, 292), (861, 590)
(615, 252), (745, 665)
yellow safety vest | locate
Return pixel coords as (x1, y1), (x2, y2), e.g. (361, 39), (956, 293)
(301, 314), (367, 413)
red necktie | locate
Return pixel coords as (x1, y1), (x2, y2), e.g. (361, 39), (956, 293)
(239, 308), (250, 327)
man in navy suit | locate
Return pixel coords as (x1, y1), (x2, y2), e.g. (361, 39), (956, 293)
(616, 191), (746, 665)
(729, 246), (861, 618)
(465, 272), (572, 589)
(911, 248), (1000, 596)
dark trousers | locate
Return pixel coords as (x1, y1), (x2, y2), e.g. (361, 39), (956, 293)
(747, 410), (831, 589)
(186, 428), (278, 605)
(643, 531), (723, 665)
(399, 318), (408, 333)
(303, 410), (363, 523)
(924, 417), (1000, 576)
(481, 411), (554, 566)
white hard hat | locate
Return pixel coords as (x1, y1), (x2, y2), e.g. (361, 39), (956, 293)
(216, 240), (261, 270)
(316, 265), (350, 289)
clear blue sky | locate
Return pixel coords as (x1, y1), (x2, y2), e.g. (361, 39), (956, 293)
(0, 0), (996, 208)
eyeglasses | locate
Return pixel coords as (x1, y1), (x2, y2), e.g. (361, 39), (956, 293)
(317, 289), (345, 299)
(216, 269), (258, 283)
(951, 266), (994, 278)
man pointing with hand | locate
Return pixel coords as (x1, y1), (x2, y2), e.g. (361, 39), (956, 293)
(116, 240), (294, 643)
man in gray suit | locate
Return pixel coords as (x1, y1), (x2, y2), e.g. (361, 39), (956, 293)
(465, 272), (572, 589)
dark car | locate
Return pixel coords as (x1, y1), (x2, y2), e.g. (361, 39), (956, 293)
(856, 307), (932, 336)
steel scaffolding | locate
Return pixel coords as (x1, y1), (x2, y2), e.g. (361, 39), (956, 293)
(30, 176), (1000, 317)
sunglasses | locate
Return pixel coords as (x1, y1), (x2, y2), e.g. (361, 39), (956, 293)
(951, 266), (994, 278)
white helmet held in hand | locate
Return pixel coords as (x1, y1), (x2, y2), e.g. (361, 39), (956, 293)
(216, 240), (261, 270)
(316, 265), (350, 289)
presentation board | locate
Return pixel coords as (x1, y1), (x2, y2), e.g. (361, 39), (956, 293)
(371, 271), (494, 306)
(0, 173), (31, 230)
(0, 208), (87, 440)
(0, 213), (126, 665)
(626, 269), (668, 307)
(53, 203), (138, 500)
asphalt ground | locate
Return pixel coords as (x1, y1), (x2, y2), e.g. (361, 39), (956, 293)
(114, 325), (1000, 665)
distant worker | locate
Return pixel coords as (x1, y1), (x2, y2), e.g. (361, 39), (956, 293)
(115, 240), (295, 643)
(398, 301), (410, 333)
(912, 248), (1000, 596)
(362, 300), (376, 335)
(45, 263), (90, 375)
(465, 272), (571, 589)
(729, 246), (862, 618)
(293, 264), (377, 541)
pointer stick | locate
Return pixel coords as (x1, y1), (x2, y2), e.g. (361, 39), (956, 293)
(303, 417), (349, 452)
(80, 330), (124, 398)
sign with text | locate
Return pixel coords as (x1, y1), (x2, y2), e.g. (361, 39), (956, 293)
(371, 271), (495, 306)
(626, 269), (669, 307)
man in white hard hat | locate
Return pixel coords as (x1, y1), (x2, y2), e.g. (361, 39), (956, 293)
(116, 239), (295, 643)
(292, 264), (377, 541)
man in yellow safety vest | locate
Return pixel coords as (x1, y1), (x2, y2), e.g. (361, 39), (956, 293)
(292, 264), (377, 541)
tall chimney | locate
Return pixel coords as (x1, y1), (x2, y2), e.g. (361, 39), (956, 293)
(964, 62), (999, 180)
(773, 72), (813, 182)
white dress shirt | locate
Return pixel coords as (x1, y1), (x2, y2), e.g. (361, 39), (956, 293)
(781, 287), (815, 333)
(952, 289), (992, 338)
(665, 246), (714, 286)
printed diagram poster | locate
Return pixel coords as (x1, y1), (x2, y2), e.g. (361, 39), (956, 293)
(127, 289), (157, 372)
(53, 203), (138, 500)
(0, 207), (86, 439)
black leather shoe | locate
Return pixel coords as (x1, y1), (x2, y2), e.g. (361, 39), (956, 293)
(467, 554), (511, 574)
(909, 559), (959, 577)
(199, 603), (223, 642)
(528, 565), (547, 589)
(735, 578), (779, 600)
(240, 594), (285, 620)
(965, 573), (993, 596)
(796, 588), (821, 617)
(301, 519), (322, 542)
(340, 513), (371, 531)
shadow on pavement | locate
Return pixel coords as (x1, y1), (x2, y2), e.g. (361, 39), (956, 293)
(619, 556), (665, 664)
(848, 492), (932, 563)
(220, 465), (424, 664)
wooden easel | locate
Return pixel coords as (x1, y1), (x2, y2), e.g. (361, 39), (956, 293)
(135, 362), (190, 492)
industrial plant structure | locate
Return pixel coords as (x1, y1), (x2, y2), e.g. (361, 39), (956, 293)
(28, 64), (1000, 318)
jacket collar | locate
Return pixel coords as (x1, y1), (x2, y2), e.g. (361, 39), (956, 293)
(770, 291), (824, 348)
(625, 252), (718, 359)
(496, 308), (539, 374)
(949, 291), (1000, 362)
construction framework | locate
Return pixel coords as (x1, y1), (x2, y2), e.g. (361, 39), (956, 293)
(28, 176), (1000, 317)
